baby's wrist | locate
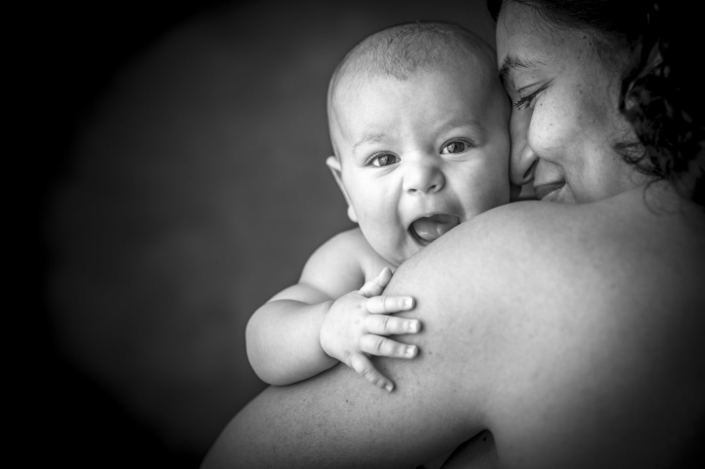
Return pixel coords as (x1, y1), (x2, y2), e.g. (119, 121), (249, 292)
(320, 299), (335, 318)
(318, 300), (336, 347)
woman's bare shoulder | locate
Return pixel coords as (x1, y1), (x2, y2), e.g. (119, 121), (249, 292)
(428, 185), (705, 299)
(397, 186), (705, 375)
(386, 187), (705, 468)
(202, 188), (704, 469)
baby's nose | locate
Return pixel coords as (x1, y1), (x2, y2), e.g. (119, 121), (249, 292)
(403, 161), (445, 194)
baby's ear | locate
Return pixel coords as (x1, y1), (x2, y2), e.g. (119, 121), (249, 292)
(325, 156), (358, 223)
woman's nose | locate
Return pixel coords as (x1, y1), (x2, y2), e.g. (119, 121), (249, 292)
(509, 110), (538, 186)
(403, 160), (445, 195)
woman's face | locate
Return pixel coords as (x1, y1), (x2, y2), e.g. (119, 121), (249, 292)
(496, 1), (651, 203)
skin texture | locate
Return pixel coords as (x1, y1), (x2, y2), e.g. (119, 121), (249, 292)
(201, 5), (705, 468)
(203, 189), (705, 469)
(327, 66), (510, 267)
(496, 2), (651, 203)
(247, 38), (510, 392)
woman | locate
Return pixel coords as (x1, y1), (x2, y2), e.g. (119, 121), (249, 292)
(202, 1), (704, 467)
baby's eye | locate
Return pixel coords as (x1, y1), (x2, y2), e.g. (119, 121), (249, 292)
(441, 141), (471, 154)
(369, 153), (400, 167)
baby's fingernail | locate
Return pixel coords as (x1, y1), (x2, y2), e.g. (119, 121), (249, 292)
(403, 298), (414, 308)
(385, 383), (393, 392)
(409, 320), (420, 332)
(405, 345), (417, 357)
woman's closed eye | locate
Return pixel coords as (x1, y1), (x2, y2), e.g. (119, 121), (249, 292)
(513, 83), (549, 110)
(367, 153), (400, 167)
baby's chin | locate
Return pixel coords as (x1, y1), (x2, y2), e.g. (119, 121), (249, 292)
(368, 216), (465, 267)
(376, 239), (426, 268)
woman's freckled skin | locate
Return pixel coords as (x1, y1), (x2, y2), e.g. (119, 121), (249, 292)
(497, 6), (651, 203)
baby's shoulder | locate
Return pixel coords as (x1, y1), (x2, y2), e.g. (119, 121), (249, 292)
(331, 228), (395, 279)
(300, 228), (382, 294)
(317, 227), (375, 259)
(309, 228), (392, 282)
(326, 226), (367, 246)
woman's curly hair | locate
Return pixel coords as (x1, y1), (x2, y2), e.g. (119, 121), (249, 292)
(487, 0), (704, 205)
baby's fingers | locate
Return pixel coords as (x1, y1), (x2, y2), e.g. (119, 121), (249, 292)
(358, 267), (393, 297)
(366, 295), (414, 314)
(350, 353), (394, 392)
(360, 334), (418, 359)
(365, 314), (421, 335)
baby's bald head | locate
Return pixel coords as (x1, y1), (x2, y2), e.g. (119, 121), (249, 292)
(327, 21), (503, 157)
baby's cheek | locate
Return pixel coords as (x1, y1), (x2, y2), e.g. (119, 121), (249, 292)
(455, 161), (509, 216)
(358, 216), (397, 245)
(476, 168), (510, 211)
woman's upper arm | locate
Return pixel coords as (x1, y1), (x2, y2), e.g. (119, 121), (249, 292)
(202, 219), (509, 468)
(201, 206), (568, 468)
(203, 204), (561, 467)
(203, 202), (705, 468)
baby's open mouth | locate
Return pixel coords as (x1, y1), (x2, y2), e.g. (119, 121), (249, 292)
(409, 214), (460, 246)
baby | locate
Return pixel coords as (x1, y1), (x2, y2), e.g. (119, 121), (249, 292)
(246, 21), (510, 392)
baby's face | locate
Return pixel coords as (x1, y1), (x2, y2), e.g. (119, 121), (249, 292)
(329, 67), (510, 266)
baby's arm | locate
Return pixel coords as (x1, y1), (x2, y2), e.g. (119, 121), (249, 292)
(246, 230), (420, 390)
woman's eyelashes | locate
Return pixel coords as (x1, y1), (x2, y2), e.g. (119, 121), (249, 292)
(513, 83), (549, 110)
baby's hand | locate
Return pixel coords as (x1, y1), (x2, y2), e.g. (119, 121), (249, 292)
(319, 267), (420, 392)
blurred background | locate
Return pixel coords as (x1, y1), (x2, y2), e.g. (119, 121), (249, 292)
(35, 0), (495, 466)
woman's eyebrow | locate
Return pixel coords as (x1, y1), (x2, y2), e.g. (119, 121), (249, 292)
(499, 54), (541, 86)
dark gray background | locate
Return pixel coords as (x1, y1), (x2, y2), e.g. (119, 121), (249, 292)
(36, 0), (494, 465)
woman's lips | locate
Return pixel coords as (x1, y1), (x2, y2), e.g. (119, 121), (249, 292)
(533, 181), (565, 201)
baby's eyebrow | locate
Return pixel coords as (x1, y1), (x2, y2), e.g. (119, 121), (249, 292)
(441, 120), (484, 133)
(352, 131), (388, 154)
(498, 54), (541, 86)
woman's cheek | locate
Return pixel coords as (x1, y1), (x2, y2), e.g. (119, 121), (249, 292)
(529, 102), (578, 162)
(526, 108), (554, 158)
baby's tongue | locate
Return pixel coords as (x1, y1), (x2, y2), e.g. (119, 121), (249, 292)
(412, 214), (459, 244)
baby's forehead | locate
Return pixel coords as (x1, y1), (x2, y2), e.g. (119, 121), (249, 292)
(330, 56), (500, 126)
(329, 41), (498, 117)
(329, 71), (505, 158)
(327, 23), (505, 154)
